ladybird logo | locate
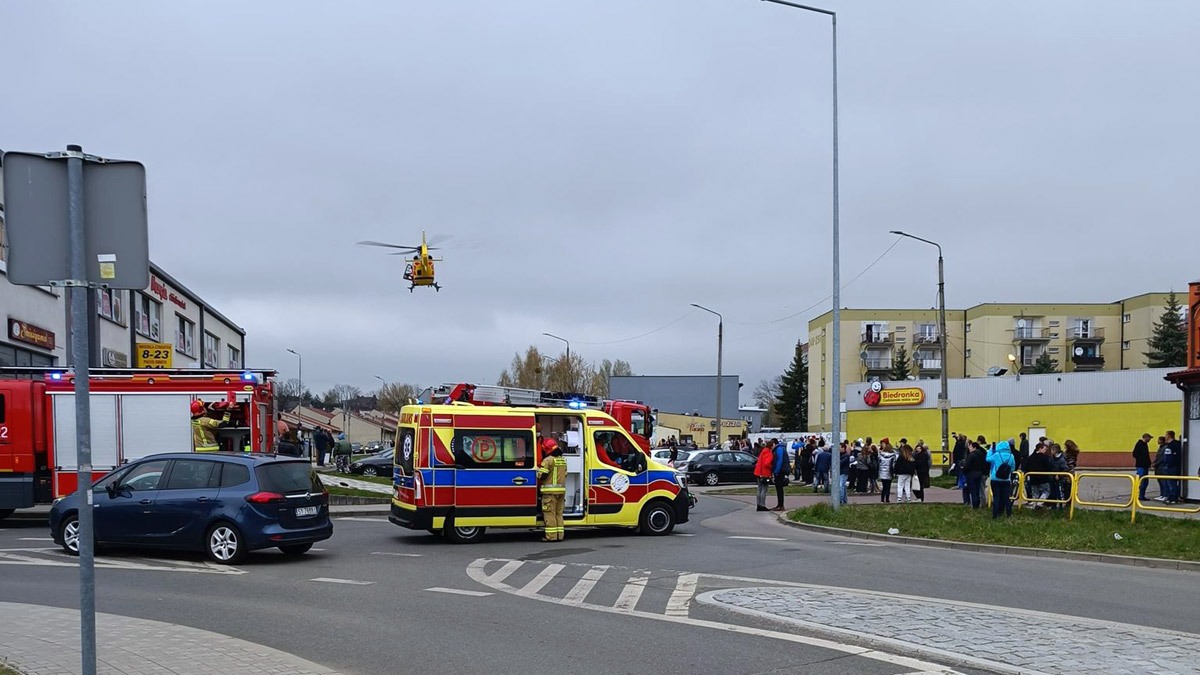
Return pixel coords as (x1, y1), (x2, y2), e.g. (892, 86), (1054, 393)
(866, 387), (926, 407)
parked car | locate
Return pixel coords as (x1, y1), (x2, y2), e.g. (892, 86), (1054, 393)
(50, 452), (333, 564)
(684, 450), (758, 486)
(349, 448), (394, 478)
(361, 441), (391, 454)
(651, 449), (694, 467)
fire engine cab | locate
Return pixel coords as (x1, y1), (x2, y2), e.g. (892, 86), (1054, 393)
(0, 368), (278, 520)
(428, 383), (655, 451)
(389, 398), (692, 544)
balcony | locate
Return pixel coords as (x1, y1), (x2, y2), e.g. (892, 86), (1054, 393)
(916, 358), (943, 372)
(1012, 327), (1051, 342)
(861, 332), (892, 345)
(1067, 326), (1105, 342)
(913, 332), (942, 345)
(1071, 354), (1105, 371)
(862, 357), (892, 372)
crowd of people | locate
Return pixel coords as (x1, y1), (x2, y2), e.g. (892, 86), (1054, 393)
(736, 428), (1188, 517)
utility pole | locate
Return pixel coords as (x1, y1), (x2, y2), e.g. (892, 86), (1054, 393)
(691, 304), (723, 448)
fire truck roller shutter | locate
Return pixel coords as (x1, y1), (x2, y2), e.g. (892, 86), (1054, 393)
(52, 395), (119, 470)
(120, 395), (194, 463)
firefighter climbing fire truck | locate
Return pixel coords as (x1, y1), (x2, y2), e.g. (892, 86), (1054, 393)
(425, 383), (655, 450)
(0, 368), (279, 520)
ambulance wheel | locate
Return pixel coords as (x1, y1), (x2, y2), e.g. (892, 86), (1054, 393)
(639, 500), (676, 536)
(445, 520), (486, 544)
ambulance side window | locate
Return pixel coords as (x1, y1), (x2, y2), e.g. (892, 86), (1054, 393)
(454, 431), (534, 469)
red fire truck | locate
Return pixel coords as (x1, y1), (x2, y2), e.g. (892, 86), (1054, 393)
(427, 383), (655, 451)
(0, 368), (279, 520)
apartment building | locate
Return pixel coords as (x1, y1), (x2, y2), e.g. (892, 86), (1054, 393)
(807, 293), (1177, 431)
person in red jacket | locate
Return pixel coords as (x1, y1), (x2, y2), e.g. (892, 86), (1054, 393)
(754, 440), (776, 512)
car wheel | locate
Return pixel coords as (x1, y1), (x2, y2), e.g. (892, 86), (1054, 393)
(278, 543), (313, 556)
(60, 514), (81, 556)
(639, 500), (676, 536)
(0, 508), (14, 521)
(206, 522), (248, 565)
(444, 519), (485, 544)
(362, 467), (379, 477)
(704, 471), (720, 486)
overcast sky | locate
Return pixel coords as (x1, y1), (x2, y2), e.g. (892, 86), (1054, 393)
(3, 1), (1196, 402)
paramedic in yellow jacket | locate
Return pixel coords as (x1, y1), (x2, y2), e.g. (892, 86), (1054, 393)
(191, 400), (231, 452)
(537, 438), (567, 542)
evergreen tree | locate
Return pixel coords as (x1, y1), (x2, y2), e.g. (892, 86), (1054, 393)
(1145, 291), (1187, 368)
(1031, 352), (1059, 374)
(775, 341), (808, 432)
(889, 346), (912, 381)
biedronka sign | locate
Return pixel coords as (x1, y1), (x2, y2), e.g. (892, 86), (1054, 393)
(863, 382), (925, 408)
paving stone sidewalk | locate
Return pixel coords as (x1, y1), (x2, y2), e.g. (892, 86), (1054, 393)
(0, 602), (341, 675)
(701, 587), (1199, 675)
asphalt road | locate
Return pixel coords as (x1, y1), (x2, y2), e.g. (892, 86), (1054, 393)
(2, 492), (1197, 675)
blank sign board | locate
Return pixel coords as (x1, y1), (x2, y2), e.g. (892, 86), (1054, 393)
(1, 151), (149, 289)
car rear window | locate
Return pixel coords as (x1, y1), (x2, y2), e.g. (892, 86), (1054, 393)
(256, 462), (322, 495)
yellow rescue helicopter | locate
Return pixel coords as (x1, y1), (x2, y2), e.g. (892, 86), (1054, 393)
(357, 231), (446, 292)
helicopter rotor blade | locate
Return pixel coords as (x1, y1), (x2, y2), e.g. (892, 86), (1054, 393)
(357, 240), (420, 251)
(425, 234), (453, 247)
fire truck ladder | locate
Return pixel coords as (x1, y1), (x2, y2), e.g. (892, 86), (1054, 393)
(433, 383), (602, 409)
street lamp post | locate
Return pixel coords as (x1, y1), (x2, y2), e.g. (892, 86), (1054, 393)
(760, 0), (841, 508)
(890, 231), (949, 468)
(690, 304), (723, 448)
(286, 348), (302, 413)
(542, 332), (571, 390)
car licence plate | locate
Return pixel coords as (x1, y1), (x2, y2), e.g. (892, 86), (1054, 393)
(295, 506), (319, 517)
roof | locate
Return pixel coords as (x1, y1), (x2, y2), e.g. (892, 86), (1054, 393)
(1165, 367), (1200, 384)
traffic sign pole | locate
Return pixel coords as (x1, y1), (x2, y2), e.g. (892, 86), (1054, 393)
(66, 144), (98, 675)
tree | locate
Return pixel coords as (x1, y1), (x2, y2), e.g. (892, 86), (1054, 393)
(276, 378), (313, 413)
(588, 358), (634, 398)
(497, 346), (547, 389)
(1145, 291), (1187, 368)
(1031, 352), (1059, 374)
(753, 375), (783, 428)
(775, 341), (808, 432)
(889, 346), (912, 381)
(377, 382), (420, 414)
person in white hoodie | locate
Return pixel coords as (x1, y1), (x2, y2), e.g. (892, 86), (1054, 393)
(876, 441), (897, 503)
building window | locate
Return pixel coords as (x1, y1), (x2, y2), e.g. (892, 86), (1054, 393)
(134, 293), (162, 340)
(1122, 341), (1131, 350)
(1122, 313), (1131, 323)
(203, 332), (220, 367)
(176, 315), (196, 357)
(97, 289), (125, 326)
(227, 345), (241, 369)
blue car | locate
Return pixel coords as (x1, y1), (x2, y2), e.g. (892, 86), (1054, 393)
(50, 452), (333, 564)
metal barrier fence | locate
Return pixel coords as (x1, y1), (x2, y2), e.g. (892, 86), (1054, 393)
(1013, 471), (1075, 509)
(1070, 472), (1136, 523)
(1134, 475), (1200, 523)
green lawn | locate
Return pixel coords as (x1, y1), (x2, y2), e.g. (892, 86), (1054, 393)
(788, 503), (1200, 562)
(1, 662), (22, 675)
(326, 486), (390, 500)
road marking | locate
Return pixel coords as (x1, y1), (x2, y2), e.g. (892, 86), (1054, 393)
(562, 565), (608, 605)
(311, 548), (326, 552)
(468, 559), (971, 675)
(371, 551), (422, 557)
(0, 551), (243, 574)
(482, 559), (526, 586)
(613, 573), (650, 612)
(832, 541), (886, 547)
(665, 573), (699, 617)
(518, 563), (565, 596)
(18, 537), (54, 542)
(335, 517), (390, 522)
(676, 533), (696, 537)
(309, 577), (374, 586)
(728, 536), (786, 541)
(0, 552), (75, 567)
(425, 587), (493, 597)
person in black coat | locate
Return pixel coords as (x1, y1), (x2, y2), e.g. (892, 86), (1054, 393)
(1132, 433), (1152, 501)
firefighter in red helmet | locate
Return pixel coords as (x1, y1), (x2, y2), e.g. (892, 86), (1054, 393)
(536, 438), (567, 542)
(191, 399), (231, 452)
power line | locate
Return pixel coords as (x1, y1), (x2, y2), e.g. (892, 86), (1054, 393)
(573, 312), (693, 346)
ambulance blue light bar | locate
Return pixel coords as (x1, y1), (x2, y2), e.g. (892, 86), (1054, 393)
(567, 400), (587, 410)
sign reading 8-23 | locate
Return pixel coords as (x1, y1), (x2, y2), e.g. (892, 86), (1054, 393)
(135, 342), (173, 368)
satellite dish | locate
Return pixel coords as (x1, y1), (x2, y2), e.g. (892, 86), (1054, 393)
(1017, 319), (1027, 328)
(1074, 346), (1084, 356)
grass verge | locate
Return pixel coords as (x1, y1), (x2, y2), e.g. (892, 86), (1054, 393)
(326, 486), (389, 499)
(1, 662), (22, 675)
(788, 503), (1200, 562)
(330, 472), (392, 485)
(715, 486), (829, 495)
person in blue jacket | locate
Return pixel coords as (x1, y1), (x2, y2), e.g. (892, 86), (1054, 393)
(987, 440), (1017, 518)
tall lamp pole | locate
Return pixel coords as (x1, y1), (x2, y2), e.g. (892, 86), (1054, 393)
(890, 231), (949, 468)
(286, 348), (302, 412)
(761, 0), (841, 508)
(691, 304), (723, 448)
(542, 332), (570, 389)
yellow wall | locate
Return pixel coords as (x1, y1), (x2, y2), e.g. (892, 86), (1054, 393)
(847, 401), (1178, 456)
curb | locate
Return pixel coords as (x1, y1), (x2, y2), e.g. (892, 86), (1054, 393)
(775, 515), (1200, 572)
(330, 509), (391, 518)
